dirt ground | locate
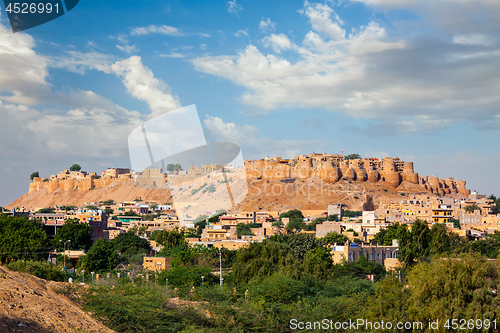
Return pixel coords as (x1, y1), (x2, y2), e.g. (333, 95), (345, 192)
(0, 265), (113, 333)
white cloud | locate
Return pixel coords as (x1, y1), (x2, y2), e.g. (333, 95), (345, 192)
(111, 56), (182, 119)
(160, 52), (186, 58)
(203, 115), (323, 159)
(116, 44), (139, 54)
(181, 45), (194, 51)
(298, 1), (344, 40)
(193, 1), (500, 132)
(453, 34), (494, 46)
(0, 21), (51, 105)
(117, 35), (129, 44)
(131, 25), (184, 36)
(227, 0), (243, 14)
(235, 29), (249, 37)
(198, 33), (211, 38)
(200, 44), (207, 50)
(259, 18), (276, 32)
(262, 33), (293, 53)
(48, 50), (116, 75)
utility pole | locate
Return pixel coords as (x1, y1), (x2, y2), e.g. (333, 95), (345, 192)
(59, 239), (71, 271)
(219, 250), (223, 289)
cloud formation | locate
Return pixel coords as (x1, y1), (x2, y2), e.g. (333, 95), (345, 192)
(262, 33), (293, 53)
(227, 0), (243, 14)
(204, 115), (323, 159)
(192, 0), (500, 133)
(131, 25), (184, 36)
(259, 18), (276, 32)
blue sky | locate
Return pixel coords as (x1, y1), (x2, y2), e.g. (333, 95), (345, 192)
(0, 0), (499, 205)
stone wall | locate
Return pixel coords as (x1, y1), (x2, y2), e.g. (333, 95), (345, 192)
(244, 153), (469, 195)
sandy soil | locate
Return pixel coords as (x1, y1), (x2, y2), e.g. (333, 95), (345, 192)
(0, 265), (113, 333)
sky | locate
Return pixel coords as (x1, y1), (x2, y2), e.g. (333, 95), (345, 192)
(0, 0), (498, 206)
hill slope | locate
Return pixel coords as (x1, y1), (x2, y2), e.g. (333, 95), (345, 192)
(0, 265), (113, 333)
(5, 176), (449, 212)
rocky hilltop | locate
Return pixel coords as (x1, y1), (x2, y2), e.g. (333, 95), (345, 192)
(8, 153), (470, 211)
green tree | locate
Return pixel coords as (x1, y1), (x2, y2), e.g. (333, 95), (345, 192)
(285, 218), (305, 233)
(150, 228), (187, 249)
(36, 207), (55, 213)
(60, 205), (77, 211)
(488, 195), (500, 215)
(0, 215), (48, 263)
(321, 231), (349, 244)
(327, 214), (339, 221)
(166, 163), (182, 172)
(344, 210), (362, 218)
(464, 204), (482, 214)
(373, 223), (401, 246)
(236, 223), (256, 237)
(304, 217), (326, 231)
(79, 239), (119, 272)
(111, 231), (151, 257)
(54, 218), (93, 251)
(69, 164), (81, 172)
(279, 209), (304, 222)
(344, 153), (361, 160)
(448, 217), (460, 228)
(30, 171), (39, 180)
(100, 199), (115, 206)
(104, 208), (114, 215)
(367, 253), (500, 330)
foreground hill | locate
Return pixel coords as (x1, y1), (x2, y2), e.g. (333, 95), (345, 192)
(0, 265), (113, 333)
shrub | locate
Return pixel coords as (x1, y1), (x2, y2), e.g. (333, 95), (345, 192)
(7, 260), (68, 282)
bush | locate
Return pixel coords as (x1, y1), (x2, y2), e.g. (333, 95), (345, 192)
(7, 260), (68, 282)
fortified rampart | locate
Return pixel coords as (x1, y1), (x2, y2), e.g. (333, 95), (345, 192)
(28, 154), (470, 197)
(244, 153), (469, 195)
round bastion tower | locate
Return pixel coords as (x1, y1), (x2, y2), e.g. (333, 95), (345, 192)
(402, 162), (419, 184)
(381, 158), (401, 187)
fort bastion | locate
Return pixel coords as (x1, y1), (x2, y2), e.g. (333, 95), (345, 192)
(28, 153), (470, 197)
(244, 153), (470, 196)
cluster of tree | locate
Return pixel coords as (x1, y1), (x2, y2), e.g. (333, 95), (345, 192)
(272, 209), (305, 233)
(235, 223), (260, 237)
(53, 218), (93, 251)
(320, 231), (348, 244)
(371, 220), (500, 268)
(166, 163), (182, 172)
(233, 233), (386, 284)
(343, 210), (362, 218)
(344, 153), (361, 160)
(0, 215), (48, 263)
(149, 228), (188, 250)
(79, 230), (151, 272)
(193, 210), (226, 237)
(464, 204), (482, 214)
(366, 253), (500, 326)
(489, 194), (500, 215)
(60, 205), (77, 211)
(36, 207), (55, 213)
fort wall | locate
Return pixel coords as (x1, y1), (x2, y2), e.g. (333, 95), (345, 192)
(244, 153), (469, 195)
